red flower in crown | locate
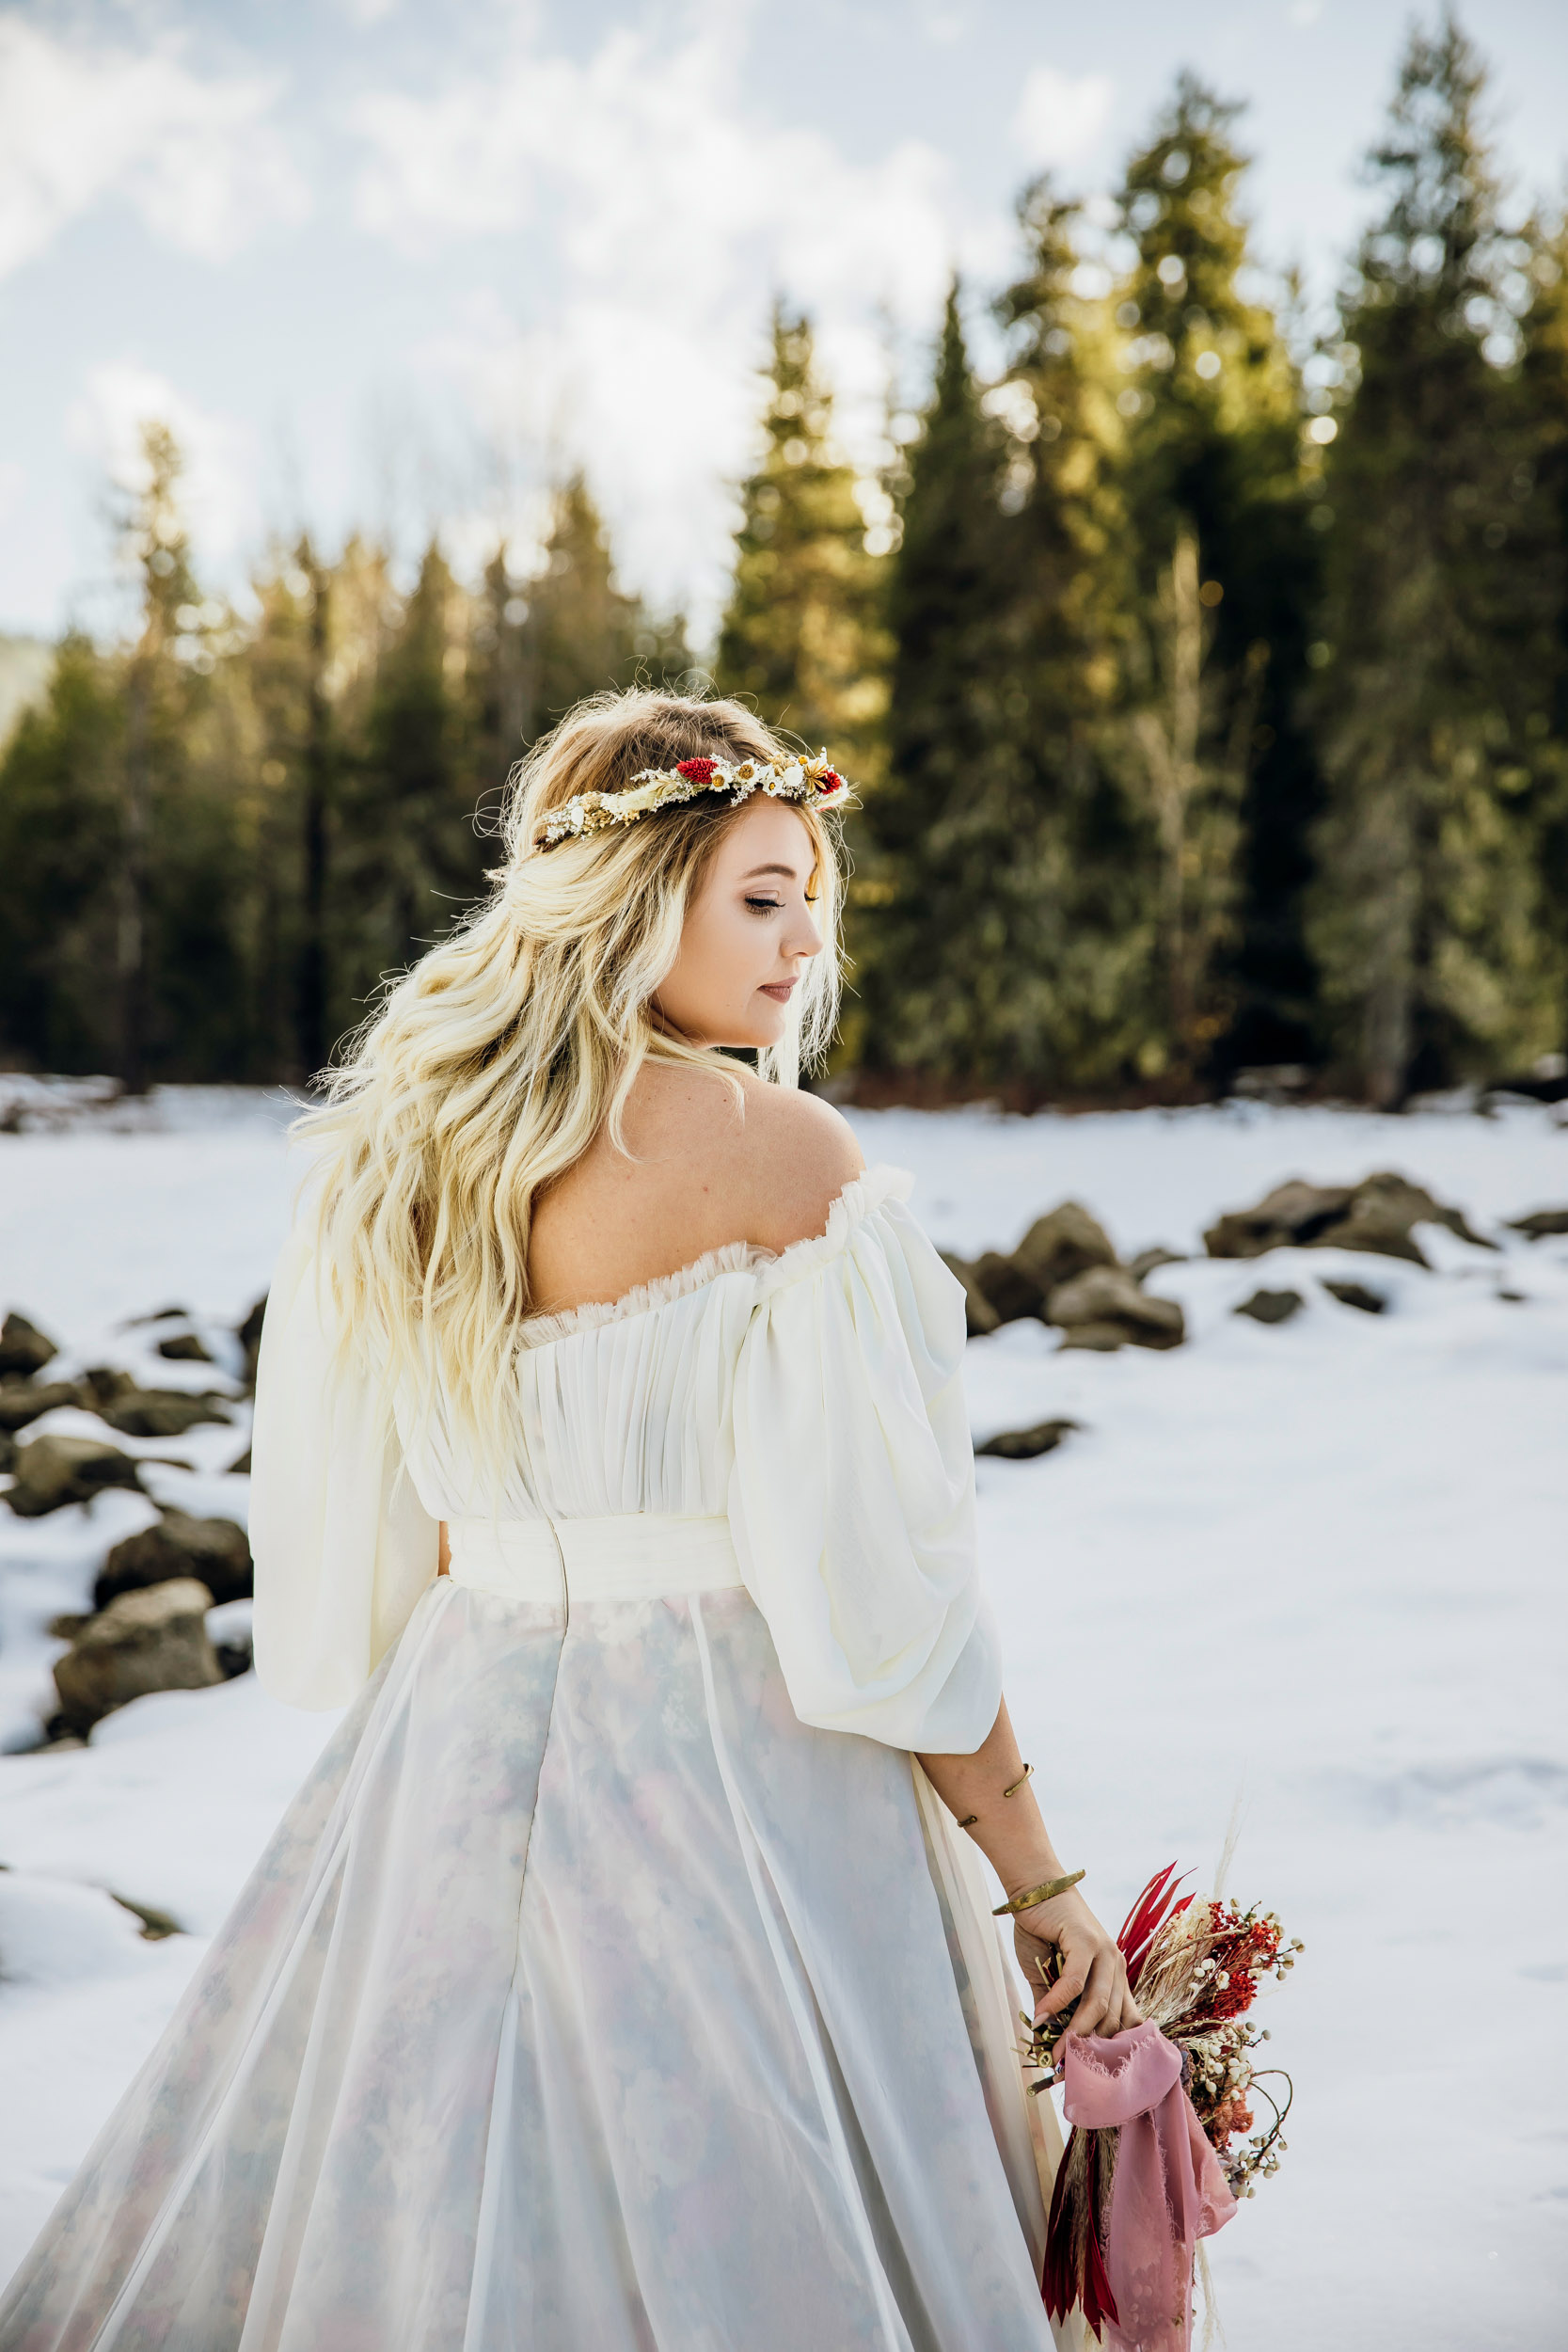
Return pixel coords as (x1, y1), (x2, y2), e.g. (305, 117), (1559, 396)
(816, 769), (844, 794)
(675, 757), (719, 782)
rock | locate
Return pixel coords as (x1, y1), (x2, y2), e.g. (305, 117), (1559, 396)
(5, 1434), (143, 1518)
(52, 1579), (222, 1733)
(1204, 1170), (1493, 1266)
(971, 1250), (1047, 1326)
(109, 1893), (183, 1941)
(228, 1445), (252, 1474)
(0, 1311), (57, 1377)
(155, 1331), (213, 1364)
(105, 1391), (230, 1439)
(1234, 1287), (1305, 1326)
(1128, 1247), (1186, 1283)
(46, 1613), (90, 1640)
(75, 1367), (230, 1438)
(0, 1379), (81, 1433)
(940, 1255), (1002, 1339)
(206, 1597), (254, 1680)
(975, 1417), (1081, 1460)
(127, 1304), (195, 1326)
(1509, 1206), (1568, 1241)
(1204, 1180), (1354, 1258)
(1012, 1202), (1118, 1297)
(237, 1295), (267, 1386)
(0, 1427), (15, 1474)
(1322, 1279), (1386, 1314)
(1046, 1265), (1185, 1351)
(1057, 1323), (1132, 1353)
(95, 1510), (253, 1611)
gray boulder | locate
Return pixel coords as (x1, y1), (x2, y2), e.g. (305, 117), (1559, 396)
(939, 1256), (1002, 1339)
(1323, 1279), (1386, 1314)
(6, 1434), (143, 1517)
(1047, 1265), (1185, 1350)
(76, 1368), (231, 1438)
(1128, 1246), (1186, 1283)
(970, 1250), (1047, 1326)
(96, 1510), (252, 1611)
(52, 1579), (223, 1733)
(1205, 1170), (1493, 1266)
(1013, 1202), (1118, 1297)
(0, 1379), (81, 1433)
(0, 1312), (57, 1377)
(1234, 1287), (1305, 1326)
(236, 1295), (267, 1387)
(1509, 1206), (1568, 1241)
(155, 1331), (213, 1364)
(975, 1417), (1081, 1460)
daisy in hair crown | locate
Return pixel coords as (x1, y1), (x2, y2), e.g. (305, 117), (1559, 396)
(533, 751), (851, 850)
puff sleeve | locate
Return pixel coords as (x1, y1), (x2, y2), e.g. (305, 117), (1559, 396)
(727, 1175), (1002, 1754)
(249, 1216), (439, 1709)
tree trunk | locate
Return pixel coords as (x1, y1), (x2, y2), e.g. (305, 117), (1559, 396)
(298, 561), (331, 1083)
(119, 662), (150, 1095)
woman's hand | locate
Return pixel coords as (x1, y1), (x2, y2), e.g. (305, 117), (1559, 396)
(1012, 1889), (1143, 2039)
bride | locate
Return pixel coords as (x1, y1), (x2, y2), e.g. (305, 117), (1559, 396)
(1, 690), (1138, 2351)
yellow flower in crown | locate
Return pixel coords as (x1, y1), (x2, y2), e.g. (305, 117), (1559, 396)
(533, 751), (851, 850)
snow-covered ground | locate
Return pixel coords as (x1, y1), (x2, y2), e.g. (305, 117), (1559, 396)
(1, 1089), (1564, 2346)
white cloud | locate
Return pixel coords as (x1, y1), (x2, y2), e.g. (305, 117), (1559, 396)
(349, 19), (1005, 631)
(1011, 65), (1115, 172)
(66, 361), (261, 575)
(0, 15), (308, 279)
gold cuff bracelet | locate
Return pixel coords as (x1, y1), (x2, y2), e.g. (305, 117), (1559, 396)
(991, 1869), (1085, 1916)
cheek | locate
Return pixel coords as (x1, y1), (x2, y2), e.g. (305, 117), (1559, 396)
(695, 904), (764, 993)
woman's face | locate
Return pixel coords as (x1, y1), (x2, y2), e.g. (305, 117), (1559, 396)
(654, 798), (824, 1050)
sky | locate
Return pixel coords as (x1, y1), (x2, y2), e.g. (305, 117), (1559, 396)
(2, 0), (1566, 645)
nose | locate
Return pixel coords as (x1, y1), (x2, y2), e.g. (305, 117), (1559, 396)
(787, 905), (824, 961)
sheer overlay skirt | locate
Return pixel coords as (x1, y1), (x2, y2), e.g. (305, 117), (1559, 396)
(0, 1580), (1053, 2352)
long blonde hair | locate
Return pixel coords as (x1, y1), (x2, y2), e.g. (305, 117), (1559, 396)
(296, 688), (846, 1458)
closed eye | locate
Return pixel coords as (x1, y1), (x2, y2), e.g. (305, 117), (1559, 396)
(745, 896), (783, 914)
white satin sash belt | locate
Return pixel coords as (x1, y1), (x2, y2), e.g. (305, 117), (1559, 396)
(445, 1511), (743, 1605)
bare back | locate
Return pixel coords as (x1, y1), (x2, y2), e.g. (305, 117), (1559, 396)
(527, 1064), (864, 1320)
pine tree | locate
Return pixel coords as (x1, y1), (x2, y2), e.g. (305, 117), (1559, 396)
(118, 424), (202, 1089)
(1114, 74), (1319, 1074)
(1517, 204), (1568, 1071)
(854, 284), (1019, 1073)
(1307, 16), (1564, 1102)
(352, 540), (481, 979)
(716, 307), (888, 776)
(0, 636), (123, 1070)
(990, 182), (1157, 1087)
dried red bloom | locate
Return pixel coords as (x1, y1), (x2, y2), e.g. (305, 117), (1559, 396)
(816, 769), (843, 793)
(675, 757), (719, 782)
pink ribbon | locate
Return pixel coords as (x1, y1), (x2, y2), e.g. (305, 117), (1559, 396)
(1059, 2024), (1236, 2352)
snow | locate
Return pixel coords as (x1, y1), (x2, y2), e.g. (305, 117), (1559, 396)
(1, 1089), (1565, 2342)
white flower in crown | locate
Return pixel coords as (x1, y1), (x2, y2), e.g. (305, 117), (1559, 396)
(533, 748), (851, 850)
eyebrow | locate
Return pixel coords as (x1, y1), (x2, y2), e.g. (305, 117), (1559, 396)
(739, 863), (800, 881)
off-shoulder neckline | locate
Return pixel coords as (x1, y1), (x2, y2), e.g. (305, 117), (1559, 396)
(515, 1165), (912, 1350)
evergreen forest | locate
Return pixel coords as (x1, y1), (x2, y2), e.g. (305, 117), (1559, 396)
(4, 20), (1566, 1108)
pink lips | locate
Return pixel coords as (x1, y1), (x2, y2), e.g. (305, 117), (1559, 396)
(758, 980), (798, 1004)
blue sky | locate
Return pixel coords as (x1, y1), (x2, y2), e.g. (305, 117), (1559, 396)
(3, 0), (1564, 643)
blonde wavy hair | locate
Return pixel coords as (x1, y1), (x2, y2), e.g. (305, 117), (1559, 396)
(295, 688), (846, 1461)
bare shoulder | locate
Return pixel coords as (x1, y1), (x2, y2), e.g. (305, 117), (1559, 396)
(726, 1077), (865, 1253)
(529, 1060), (864, 1315)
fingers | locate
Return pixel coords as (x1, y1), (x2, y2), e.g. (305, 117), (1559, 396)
(1064, 1950), (1139, 2040)
(1035, 1957), (1088, 2022)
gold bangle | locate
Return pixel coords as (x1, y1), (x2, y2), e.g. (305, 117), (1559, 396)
(992, 1869), (1085, 1916)
(1003, 1763), (1034, 1800)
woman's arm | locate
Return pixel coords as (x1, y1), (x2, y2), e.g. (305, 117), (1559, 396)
(918, 1697), (1140, 2038)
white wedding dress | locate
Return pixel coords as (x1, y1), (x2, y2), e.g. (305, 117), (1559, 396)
(0, 1168), (1073, 2352)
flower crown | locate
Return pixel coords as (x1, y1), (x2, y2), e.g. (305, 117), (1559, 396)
(533, 751), (851, 850)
